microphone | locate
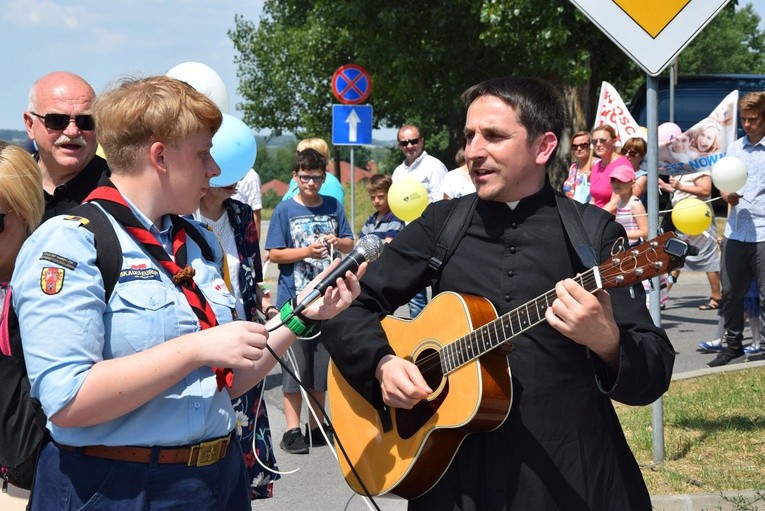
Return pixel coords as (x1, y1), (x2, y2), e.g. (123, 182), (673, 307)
(293, 235), (384, 315)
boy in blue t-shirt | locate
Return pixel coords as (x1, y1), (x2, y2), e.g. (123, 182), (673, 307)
(265, 149), (354, 454)
(360, 174), (404, 242)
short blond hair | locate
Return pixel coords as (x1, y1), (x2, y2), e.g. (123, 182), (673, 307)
(296, 138), (330, 160)
(0, 142), (44, 232)
(94, 76), (222, 173)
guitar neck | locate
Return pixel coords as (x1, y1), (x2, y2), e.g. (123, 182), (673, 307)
(439, 267), (603, 374)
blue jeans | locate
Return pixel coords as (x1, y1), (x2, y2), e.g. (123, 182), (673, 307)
(408, 288), (429, 318)
(31, 439), (250, 510)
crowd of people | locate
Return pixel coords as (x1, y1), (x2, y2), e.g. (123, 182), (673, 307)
(574, 101), (765, 365)
(0, 69), (761, 511)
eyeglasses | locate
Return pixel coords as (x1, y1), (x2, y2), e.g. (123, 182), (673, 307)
(571, 142), (591, 150)
(296, 174), (325, 184)
(398, 138), (421, 147)
(592, 138), (611, 145)
(623, 149), (642, 158)
(30, 112), (96, 131)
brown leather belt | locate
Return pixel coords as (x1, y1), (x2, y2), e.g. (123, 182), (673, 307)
(55, 434), (231, 467)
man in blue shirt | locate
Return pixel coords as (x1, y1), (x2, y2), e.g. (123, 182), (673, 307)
(708, 91), (765, 366)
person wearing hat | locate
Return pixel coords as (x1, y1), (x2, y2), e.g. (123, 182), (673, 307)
(610, 164), (647, 246)
(611, 163), (669, 309)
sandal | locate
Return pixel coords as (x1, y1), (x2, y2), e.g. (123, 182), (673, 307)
(699, 297), (721, 310)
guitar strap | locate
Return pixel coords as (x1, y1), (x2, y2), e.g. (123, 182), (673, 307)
(428, 193), (479, 292)
(428, 192), (607, 293)
(554, 193), (606, 269)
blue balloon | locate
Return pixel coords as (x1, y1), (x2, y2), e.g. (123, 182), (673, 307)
(210, 114), (257, 186)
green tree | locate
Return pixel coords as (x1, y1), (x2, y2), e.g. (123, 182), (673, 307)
(677, 3), (765, 74)
(230, 1), (765, 184)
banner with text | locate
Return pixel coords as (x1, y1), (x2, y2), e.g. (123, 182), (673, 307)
(592, 81), (643, 146)
(659, 90), (738, 176)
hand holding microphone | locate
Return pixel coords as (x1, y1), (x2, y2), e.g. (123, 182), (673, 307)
(293, 235), (384, 316)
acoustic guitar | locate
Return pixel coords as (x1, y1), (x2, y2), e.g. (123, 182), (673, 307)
(327, 232), (691, 499)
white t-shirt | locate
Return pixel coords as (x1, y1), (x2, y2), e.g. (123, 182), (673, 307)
(233, 169), (262, 211)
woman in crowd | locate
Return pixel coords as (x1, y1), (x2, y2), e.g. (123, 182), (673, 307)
(589, 124), (631, 213)
(561, 130), (596, 203)
(194, 183), (280, 500)
(658, 171), (722, 310)
(621, 136), (648, 204)
(0, 142), (45, 509)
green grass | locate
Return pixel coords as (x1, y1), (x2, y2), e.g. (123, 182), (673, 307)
(616, 368), (765, 495)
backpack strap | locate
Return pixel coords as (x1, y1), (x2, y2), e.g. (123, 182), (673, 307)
(68, 203), (122, 303)
(428, 193), (479, 291)
(0, 284), (12, 356)
(176, 216), (215, 262)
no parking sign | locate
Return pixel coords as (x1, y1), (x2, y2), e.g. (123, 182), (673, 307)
(331, 64), (372, 104)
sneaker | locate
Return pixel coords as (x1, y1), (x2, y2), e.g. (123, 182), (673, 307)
(707, 347), (745, 368)
(280, 427), (309, 454)
(304, 423), (333, 447)
(744, 343), (764, 354)
(698, 338), (722, 352)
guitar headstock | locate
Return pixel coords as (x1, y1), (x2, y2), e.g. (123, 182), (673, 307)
(598, 232), (691, 289)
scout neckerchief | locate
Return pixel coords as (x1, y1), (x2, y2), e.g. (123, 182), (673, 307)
(84, 180), (233, 391)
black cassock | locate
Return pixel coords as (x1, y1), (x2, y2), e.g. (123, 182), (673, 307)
(324, 186), (673, 511)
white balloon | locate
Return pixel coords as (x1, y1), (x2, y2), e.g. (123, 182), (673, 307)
(711, 156), (748, 192)
(166, 62), (230, 113)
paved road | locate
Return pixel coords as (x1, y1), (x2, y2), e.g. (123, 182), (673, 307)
(254, 226), (764, 511)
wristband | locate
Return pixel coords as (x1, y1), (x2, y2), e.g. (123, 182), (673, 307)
(279, 300), (319, 337)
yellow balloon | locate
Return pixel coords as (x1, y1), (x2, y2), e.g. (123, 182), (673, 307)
(671, 197), (712, 236)
(96, 144), (106, 160)
(388, 177), (429, 222)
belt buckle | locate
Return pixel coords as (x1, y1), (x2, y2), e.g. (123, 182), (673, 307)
(189, 437), (229, 467)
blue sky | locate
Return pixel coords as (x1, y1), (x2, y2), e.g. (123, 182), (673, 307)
(2, 0), (764, 134)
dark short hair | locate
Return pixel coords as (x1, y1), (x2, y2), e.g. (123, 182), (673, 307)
(366, 174), (392, 193)
(295, 148), (327, 172)
(461, 77), (565, 149)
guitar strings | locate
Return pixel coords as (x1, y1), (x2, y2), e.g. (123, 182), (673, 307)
(413, 241), (661, 378)
(413, 271), (602, 379)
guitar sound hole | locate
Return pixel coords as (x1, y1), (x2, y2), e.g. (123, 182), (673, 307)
(415, 348), (444, 391)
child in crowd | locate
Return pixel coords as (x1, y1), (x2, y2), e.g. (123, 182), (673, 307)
(611, 165), (647, 245)
(265, 148), (355, 455)
(611, 164), (669, 308)
(360, 174), (404, 242)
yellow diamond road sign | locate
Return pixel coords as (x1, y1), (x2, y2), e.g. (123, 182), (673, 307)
(571, 0), (730, 76)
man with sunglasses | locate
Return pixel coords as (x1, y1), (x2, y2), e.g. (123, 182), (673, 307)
(392, 124), (448, 317)
(23, 71), (109, 221)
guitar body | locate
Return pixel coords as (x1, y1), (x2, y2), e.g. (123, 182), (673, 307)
(327, 292), (513, 499)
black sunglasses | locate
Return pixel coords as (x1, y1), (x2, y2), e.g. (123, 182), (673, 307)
(571, 142), (591, 150)
(0, 212), (6, 234)
(623, 149), (642, 158)
(398, 138), (421, 147)
(30, 112), (96, 131)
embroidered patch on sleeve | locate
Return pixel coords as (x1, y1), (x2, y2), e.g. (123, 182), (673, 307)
(39, 252), (78, 270)
(40, 267), (65, 295)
